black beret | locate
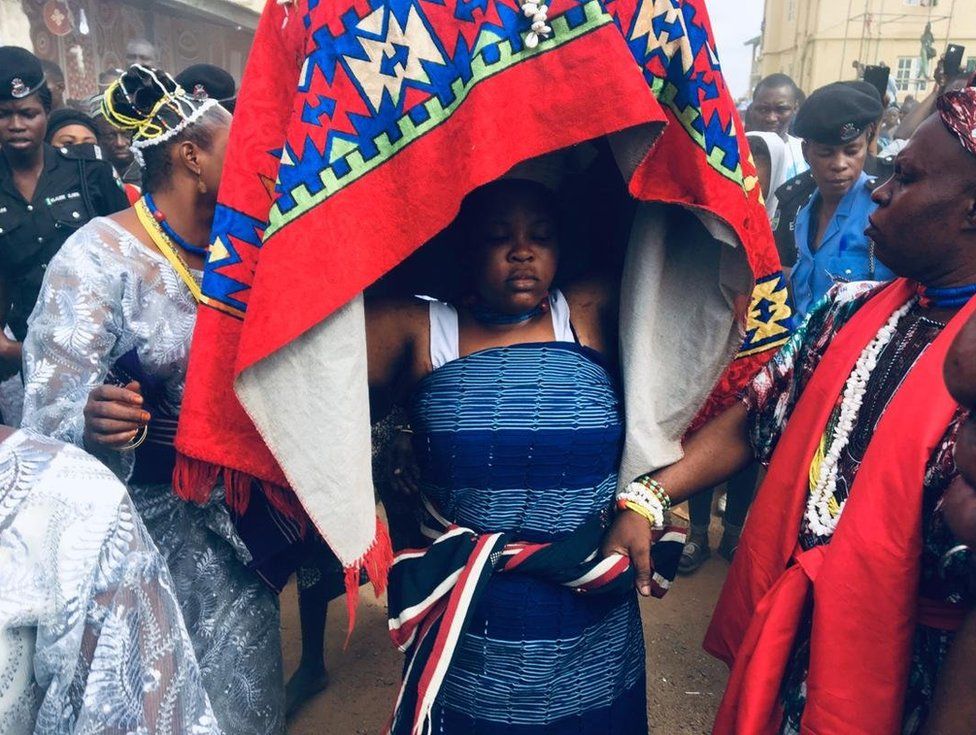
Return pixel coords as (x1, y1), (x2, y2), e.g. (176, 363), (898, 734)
(0, 46), (46, 102)
(793, 82), (884, 145)
(45, 108), (99, 142)
(175, 64), (236, 112)
(843, 80), (884, 105)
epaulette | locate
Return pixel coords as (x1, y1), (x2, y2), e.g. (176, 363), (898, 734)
(56, 142), (105, 162)
(877, 155), (895, 177)
(774, 170), (815, 203)
(864, 153), (895, 181)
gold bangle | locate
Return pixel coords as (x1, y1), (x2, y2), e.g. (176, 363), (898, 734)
(119, 424), (149, 452)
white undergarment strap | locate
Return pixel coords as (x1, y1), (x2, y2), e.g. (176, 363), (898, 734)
(428, 299), (460, 370)
(549, 289), (575, 343)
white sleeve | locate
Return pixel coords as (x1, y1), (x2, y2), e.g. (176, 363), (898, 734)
(20, 225), (130, 478)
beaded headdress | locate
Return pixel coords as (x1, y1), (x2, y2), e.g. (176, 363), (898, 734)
(101, 65), (219, 166)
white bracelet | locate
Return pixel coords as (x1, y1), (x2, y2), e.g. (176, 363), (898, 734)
(617, 482), (666, 529)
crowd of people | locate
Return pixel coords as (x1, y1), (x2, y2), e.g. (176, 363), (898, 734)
(1, 25), (976, 735)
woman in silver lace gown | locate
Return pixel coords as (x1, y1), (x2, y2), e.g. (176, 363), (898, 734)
(0, 426), (220, 735)
(19, 67), (284, 734)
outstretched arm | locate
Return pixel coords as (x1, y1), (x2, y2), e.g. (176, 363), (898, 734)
(652, 401), (754, 506)
(602, 402), (754, 596)
(893, 58), (948, 142)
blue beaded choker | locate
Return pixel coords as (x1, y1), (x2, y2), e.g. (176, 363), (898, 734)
(143, 192), (209, 256)
(918, 283), (976, 309)
(469, 299), (547, 325)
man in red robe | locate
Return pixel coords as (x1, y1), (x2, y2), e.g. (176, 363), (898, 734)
(603, 87), (976, 734)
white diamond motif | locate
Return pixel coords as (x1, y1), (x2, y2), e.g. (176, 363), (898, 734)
(345, 6), (444, 112)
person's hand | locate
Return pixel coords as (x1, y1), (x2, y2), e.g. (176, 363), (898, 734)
(601, 509), (654, 596)
(0, 338), (22, 382)
(83, 381), (150, 450)
(388, 430), (420, 496)
(935, 57), (948, 90)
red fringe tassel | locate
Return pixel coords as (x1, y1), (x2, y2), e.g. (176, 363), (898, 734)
(173, 452), (310, 534)
(173, 454), (393, 646)
(344, 516), (394, 646)
(174, 452), (394, 643)
(173, 453), (219, 505)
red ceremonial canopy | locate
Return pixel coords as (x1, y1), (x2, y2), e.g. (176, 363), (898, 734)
(175, 0), (791, 597)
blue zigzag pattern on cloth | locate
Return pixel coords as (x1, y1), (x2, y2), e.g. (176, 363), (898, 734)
(203, 204), (266, 313)
(205, 0), (755, 317)
(620, 0), (742, 179)
(274, 0), (608, 217)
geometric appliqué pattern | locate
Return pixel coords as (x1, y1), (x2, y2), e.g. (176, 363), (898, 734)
(738, 271), (793, 358)
(266, 0), (612, 239)
(623, 0), (746, 186)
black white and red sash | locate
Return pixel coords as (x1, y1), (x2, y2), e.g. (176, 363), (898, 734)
(385, 507), (685, 735)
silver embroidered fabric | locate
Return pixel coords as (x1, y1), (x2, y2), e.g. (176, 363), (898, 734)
(20, 218), (285, 734)
(21, 217), (197, 482)
(0, 429), (220, 735)
(0, 327), (23, 427)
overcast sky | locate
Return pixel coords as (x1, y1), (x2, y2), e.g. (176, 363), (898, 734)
(709, 0), (765, 100)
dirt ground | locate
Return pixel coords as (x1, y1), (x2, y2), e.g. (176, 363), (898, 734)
(281, 510), (730, 735)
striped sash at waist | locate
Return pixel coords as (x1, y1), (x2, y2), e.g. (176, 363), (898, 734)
(385, 505), (685, 735)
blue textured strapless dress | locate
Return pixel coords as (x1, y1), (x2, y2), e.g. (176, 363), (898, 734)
(409, 342), (647, 734)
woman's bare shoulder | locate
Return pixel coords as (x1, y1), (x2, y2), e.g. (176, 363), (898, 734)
(562, 276), (615, 312)
(365, 296), (432, 349)
(366, 295), (430, 324)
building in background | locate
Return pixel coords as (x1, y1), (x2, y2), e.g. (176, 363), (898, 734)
(745, 33), (763, 98)
(759, 0), (974, 101)
(0, 0), (259, 102)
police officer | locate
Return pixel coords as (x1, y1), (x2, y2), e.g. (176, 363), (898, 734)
(175, 63), (237, 113)
(772, 82), (896, 270)
(785, 81), (896, 317)
(0, 47), (128, 380)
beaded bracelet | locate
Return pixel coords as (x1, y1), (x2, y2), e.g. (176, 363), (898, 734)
(616, 482), (666, 529)
(635, 475), (672, 512)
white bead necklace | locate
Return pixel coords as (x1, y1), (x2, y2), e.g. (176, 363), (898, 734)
(803, 298), (918, 537)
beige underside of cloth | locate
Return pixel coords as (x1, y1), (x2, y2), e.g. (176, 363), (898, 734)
(235, 297), (374, 567)
(234, 124), (752, 565)
(612, 123), (751, 488)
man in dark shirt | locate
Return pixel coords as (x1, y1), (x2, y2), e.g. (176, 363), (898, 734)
(0, 47), (128, 380)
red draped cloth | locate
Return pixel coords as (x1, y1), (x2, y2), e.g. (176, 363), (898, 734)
(175, 0), (790, 599)
(705, 279), (976, 735)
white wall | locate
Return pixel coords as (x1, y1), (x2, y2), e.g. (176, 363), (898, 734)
(0, 0), (33, 49)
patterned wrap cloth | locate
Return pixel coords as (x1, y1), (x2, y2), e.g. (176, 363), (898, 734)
(938, 86), (976, 158)
(386, 342), (682, 735)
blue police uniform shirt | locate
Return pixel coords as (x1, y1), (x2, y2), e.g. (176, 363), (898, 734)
(789, 171), (895, 316)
